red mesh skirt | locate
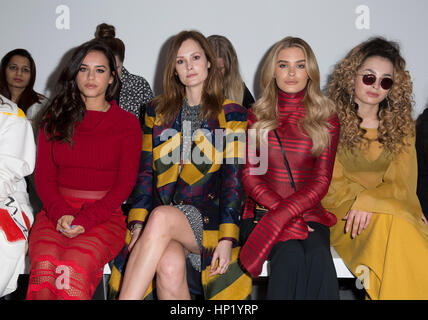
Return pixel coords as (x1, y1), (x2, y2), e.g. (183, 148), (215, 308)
(26, 190), (126, 300)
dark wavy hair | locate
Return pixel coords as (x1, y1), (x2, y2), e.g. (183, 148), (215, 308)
(41, 40), (121, 145)
(0, 48), (43, 113)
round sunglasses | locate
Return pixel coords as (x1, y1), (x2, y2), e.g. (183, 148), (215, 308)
(358, 73), (393, 90)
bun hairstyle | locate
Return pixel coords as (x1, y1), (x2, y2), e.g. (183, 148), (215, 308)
(94, 23), (125, 62)
(95, 23), (115, 38)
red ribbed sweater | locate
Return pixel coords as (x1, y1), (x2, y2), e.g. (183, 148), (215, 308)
(35, 100), (142, 231)
(239, 89), (340, 277)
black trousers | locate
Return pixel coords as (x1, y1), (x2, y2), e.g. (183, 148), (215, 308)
(266, 221), (339, 300)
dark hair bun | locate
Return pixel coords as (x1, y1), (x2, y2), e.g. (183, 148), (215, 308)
(95, 23), (116, 39)
(93, 23), (125, 62)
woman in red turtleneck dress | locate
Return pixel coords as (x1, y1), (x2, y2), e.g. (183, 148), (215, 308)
(239, 37), (340, 299)
(26, 40), (141, 300)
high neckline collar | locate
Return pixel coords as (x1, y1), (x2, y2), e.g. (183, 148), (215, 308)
(277, 87), (306, 112)
(276, 88), (306, 122)
(77, 100), (117, 132)
(85, 100), (115, 113)
(277, 88), (306, 100)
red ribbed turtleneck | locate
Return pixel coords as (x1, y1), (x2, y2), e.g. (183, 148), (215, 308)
(277, 88), (306, 122)
(240, 88), (341, 277)
(35, 100), (142, 231)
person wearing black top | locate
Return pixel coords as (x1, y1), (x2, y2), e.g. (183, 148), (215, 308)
(416, 108), (428, 220)
(94, 23), (154, 120)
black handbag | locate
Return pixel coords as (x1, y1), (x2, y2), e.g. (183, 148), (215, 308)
(239, 129), (296, 244)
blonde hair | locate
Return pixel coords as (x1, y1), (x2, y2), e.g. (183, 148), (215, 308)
(327, 37), (414, 154)
(252, 36), (335, 156)
(207, 35), (244, 104)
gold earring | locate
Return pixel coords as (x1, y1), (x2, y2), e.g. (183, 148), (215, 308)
(349, 92), (354, 106)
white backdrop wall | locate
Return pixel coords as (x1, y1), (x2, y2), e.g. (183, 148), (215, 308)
(1, 0), (427, 116)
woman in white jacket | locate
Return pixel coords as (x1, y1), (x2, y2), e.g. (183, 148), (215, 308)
(0, 94), (35, 297)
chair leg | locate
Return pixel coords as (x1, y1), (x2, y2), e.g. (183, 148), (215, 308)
(102, 274), (111, 300)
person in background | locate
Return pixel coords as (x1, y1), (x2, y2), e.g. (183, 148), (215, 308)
(239, 36), (340, 299)
(323, 37), (428, 299)
(207, 35), (255, 109)
(26, 40), (141, 300)
(0, 48), (47, 131)
(415, 108), (428, 221)
(112, 30), (251, 300)
(0, 94), (35, 298)
(0, 49), (48, 218)
(94, 23), (154, 121)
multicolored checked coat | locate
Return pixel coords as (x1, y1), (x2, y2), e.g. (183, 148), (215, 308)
(109, 99), (252, 300)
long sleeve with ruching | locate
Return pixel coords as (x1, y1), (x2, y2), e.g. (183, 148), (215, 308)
(240, 115), (340, 277)
(239, 89), (340, 277)
(273, 115), (340, 239)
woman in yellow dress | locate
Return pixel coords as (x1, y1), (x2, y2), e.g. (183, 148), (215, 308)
(322, 37), (428, 300)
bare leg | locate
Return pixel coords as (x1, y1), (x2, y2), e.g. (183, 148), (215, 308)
(156, 240), (191, 300)
(118, 205), (199, 300)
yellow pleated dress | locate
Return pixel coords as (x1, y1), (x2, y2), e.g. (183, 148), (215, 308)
(322, 128), (428, 300)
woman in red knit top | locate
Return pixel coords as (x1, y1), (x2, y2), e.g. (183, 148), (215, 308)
(26, 40), (142, 300)
(239, 37), (340, 299)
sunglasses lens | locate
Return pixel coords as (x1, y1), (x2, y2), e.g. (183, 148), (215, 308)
(362, 74), (393, 90)
(362, 74), (376, 85)
(381, 78), (393, 90)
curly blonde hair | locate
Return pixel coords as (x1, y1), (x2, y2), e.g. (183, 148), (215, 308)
(327, 37), (414, 154)
(252, 37), (336, 156)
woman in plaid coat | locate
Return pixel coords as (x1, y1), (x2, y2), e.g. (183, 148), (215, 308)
(113, 30), (251, 300)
